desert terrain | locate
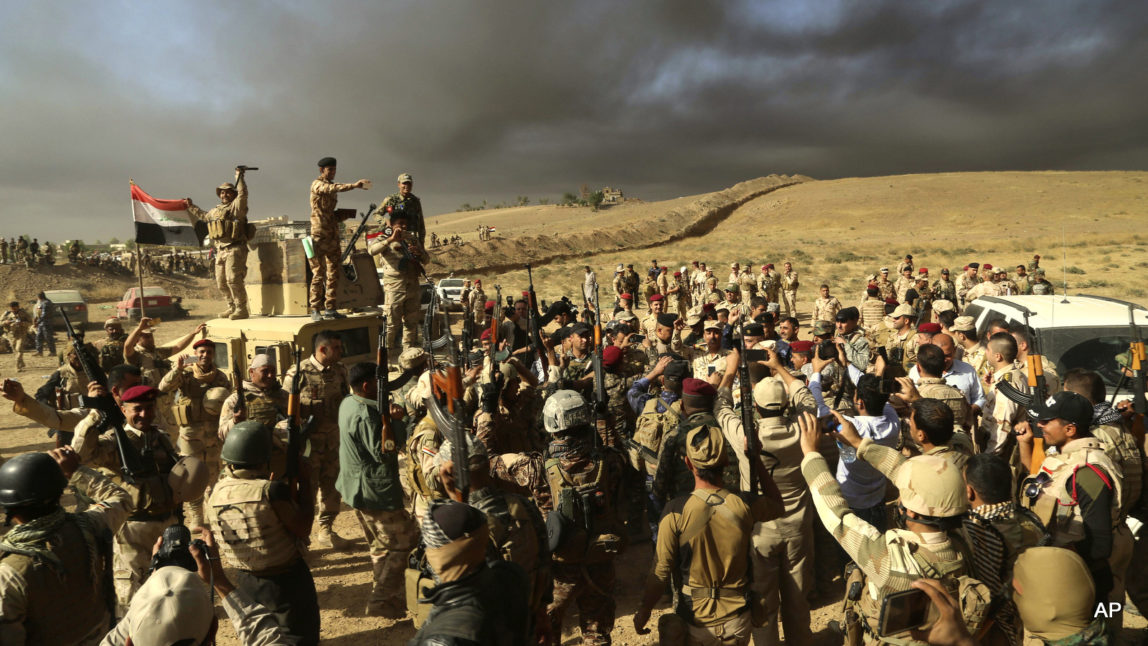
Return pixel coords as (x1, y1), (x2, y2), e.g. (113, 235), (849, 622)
(1, 170), (1146, 644)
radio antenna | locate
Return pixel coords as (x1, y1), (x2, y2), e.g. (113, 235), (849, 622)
(1060, 225), (1069, 304)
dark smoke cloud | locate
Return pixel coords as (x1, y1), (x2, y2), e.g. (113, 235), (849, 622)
(0, 0), (1145, 241)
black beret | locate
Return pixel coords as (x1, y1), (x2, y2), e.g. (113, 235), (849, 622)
(743, 323), (764, 337)
(664, 360), (689, 380)
(317, 156), (337, 167)
(835, 307), (860, 322)
(656, 313), (678, 328)
(568, 323), (593, 337)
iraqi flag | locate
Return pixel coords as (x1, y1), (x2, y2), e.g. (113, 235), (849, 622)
(130, 182), (204, 247)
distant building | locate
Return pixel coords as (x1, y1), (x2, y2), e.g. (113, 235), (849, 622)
(251, 216), (309, 243)
(602, 187), (624, 204)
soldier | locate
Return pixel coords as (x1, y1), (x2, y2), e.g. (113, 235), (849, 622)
(1010, 323), (1060, 393)
(218, 353), (290, 477)
(640, 294), (667, 340)
(0, 237), (7, 264)
(797, 410), (976, 642)
(874, 268), (895, 302)
(15, 237), (28, 264)
(692, 320), (730, 381)
(633, 422), (783, 645)
(378, 172), (425, 248)
(955, 263), (979, 307)
(337, 362), (420, 618)
(73, 382), (205, 610)
(209, 421), (320, 643)
(29, 292), (54, 357)
(409, 500), (532, 645)
(857, 284), (885, 333)
(404, 375), (448, 523)
(714, 349), (817, 646)
(885, 304), (919, 377)
(833, 307), (870, 372)
(284, 329), (351, 548)
(369, 208), (426, 353)
(963, 452), (1046, 558)
(542, 390), (628, 646)
(905, 345), (974, 433)
(0, 449), (131, 645)
(1, 301), (33, 372)
(1012, 547), (1110, 646)
(68, 239), (81, 263)
(669, 270), (688, 315)
(932, 268), (957, 304)
(779, 261), (799, 318)
(309, 156), (371, 320)
(896, 253), (914, 276)
(185, 166), (252, 319)
(812, 284), (842, 323)
(122, 317), (205, 386)
(1017, 391), (1128, 625)
(157, 338), (231, 526)
(978, 333), (1027, 453)
(738, 265), (757, 304)
(893, 266), (915, 304)
(475, 360), (544, 457)
(1029, 267), (1054, 295)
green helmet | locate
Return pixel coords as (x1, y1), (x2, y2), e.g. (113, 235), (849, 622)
(0, 453), (67, 508)
(221, 421), (272, 467)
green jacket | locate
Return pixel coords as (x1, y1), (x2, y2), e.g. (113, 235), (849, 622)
(336, 394), (408, 511)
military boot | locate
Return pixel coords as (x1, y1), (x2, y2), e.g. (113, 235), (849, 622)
(314, 525), (351, 550)
(364, 556), (407, 618)
(218, 303), (234, 318)
(229, 305), (249, 320)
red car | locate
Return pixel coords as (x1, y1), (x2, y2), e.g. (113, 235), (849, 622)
(115, 287), (189, 321)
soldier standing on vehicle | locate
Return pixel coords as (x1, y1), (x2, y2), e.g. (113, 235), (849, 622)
(185, 166), (252, 319)
(369, 208), (425, 354)
(309, 157), (371, 321)
(376, 173), (425, 249)
(284, 330), (351, 548)
(0, 449), (132, 645)
(2, 301), (33, 372)
(158, 338), (231, 527)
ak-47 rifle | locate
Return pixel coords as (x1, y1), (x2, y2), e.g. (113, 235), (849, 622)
(737, 319), (763, 494)
(425, 307), (470, 499)
(460, 296), (473, 370)
(524, 264), (549, 371)
(339, 202), (378, 267)
(590, 285), (607, 448)
(284, 349), (315, 491)
(1124, 306), (1146, 449)
(58, 308), (146, 482)
(232, 356), (245, 420)
(995, 308), (1048, 474)
(377, 321), (396, 452)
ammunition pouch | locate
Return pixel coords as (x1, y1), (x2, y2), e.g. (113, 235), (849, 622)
(207, 218), (250, 245)
(404, 547), (434, 629)
(171, 400), (203, 426)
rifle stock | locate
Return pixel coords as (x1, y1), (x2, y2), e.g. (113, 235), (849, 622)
(737, 321), (763, 494)
(339, 203), (377, 266)
(377, 322), (396, 452)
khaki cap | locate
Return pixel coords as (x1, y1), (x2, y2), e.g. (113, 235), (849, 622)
(122, 567), (214, 646)
(399, 347), (428, 370)
(891, 304), (915, 318)
(685, 424), (727, 469)
(1012, 547), (1096, 641)
(951, 316), (976, 333)
(703, 320), (723, 331)
(397, 173), (413, 183)
(931, 299), (956, 314)
(890, 453), (968, 517)
(216, 182), (236, 197)
(752, 377), (786, 410)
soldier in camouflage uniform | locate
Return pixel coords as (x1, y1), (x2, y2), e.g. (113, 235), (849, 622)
(813, 284), (842, 323)
(1, 301), (32, 372)
(308, 156), (371, 319)
(475, 359), (544, 457)
(185, 166), (252, 319)
(218, 353), (291, 476)
(884, 304), (919, 377)
(874, 268), (895, 302)
(932, 268), (957, 304)
(33, 340), (93, 446)
(369, 206), (426, 352)
(158, 338), (231, 527)
(0, 237), (7, 264)
(978, 333), (1027, 453)
(283, 329), (351, 548)
(96, 317), (128, 373)
(797, 410), (974, 645)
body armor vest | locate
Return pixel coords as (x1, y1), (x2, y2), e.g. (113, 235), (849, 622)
(209, 477), (299, 574)
(1023, 438), (1124, 547)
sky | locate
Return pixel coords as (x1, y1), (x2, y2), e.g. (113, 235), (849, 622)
(1, 0), (1146, 243)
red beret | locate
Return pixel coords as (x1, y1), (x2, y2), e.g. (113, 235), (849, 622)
(918, 322), (942, 334)
(121, 385), (158, 403)
(765, 263), (775, 269)
(620, 293), (633, 301)
(602, 345), (622, 368)
(682, 378), (716, 398)
(674, 271), (681, 276)
(480, 328), (492, 341)
(962, 265), (969, 270)
(790, 340), (814, 353)
(485, 300), (495, 310)
(702, 303), (715, 313)
(918, 268), (928, 274)
(649, 294), (664, 302)
(983, 263), (993, 270)
(522, 291), (530, 297)
(884, 298), (899, 305)
(192, 339), (214, 350)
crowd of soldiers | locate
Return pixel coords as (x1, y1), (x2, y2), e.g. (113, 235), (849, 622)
(0, 235), (211, 277)
(429, 232), (466, 248)
(1, 168), (1145, 646)
(0, 237), (55, 267)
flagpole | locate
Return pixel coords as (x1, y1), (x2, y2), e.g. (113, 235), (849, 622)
(138, 244), (147, 321)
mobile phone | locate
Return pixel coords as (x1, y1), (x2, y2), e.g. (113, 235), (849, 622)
(878, 588), (932, 637)
(878, 377), (902, 395)
(629, 334), (645, 344)
(744, 349), (769, 362)
(707, 365), (716, 376)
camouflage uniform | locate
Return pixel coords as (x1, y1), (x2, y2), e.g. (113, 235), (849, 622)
(187, 172), (250, 315)
(309, 176), (359, 312)
(916, 377), (973, 432)
(218, 381), (291, 477)
(1, 307), (32, 371)
(0, 238), (7, 264)
(158, 361), (230, 525)
(875, 277), (895, 302)
(813, 296), (842, 323)
(97, 329), (128, 373)
(932, 277), (957, 303)
(405, 415), (446, 524)
(979, 361), (1026, 451)
(780, 270), (799, 317)
(884, 328), (919, 376)
(284, 356), (349, 530)
(955, 274), (978, 307)
(371, 226), (423, 350)
(858, 297), (886, 333)
(738, 270), (757, 304)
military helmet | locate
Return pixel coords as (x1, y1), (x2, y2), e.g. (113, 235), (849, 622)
(752, 377), (786, 411)
(399, 347), (428, 370)
(216, 182), (236, 197)
(892, 454), (968, 517)
(202, 387), (229, 417)
(0, 452), (67, 508)
(168, 456), (209, 505)
(542, 390), (592, 434)
(221, 421), (272, 467)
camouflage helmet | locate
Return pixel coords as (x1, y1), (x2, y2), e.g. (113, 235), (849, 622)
(542, 389), (592, 434)
(0, 452), (67, 508)
(399, 347), (428, 370)
(216, 182), (236, 197)
(891, 453), (968, 517)
(168, 456), (209, 505)
(220, 421), (272, 467)
(202, 387), (229, 417)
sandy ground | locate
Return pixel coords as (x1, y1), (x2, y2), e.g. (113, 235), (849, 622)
(3, 170), (1148, 643)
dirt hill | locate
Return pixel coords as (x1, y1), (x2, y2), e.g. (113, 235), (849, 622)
(0, 262), (212, 305)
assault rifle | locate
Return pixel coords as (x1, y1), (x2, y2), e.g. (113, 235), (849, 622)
(524, 264), (549, 371)
(284, 349), (315, 488)
(1118, 306), (1147, 450)
(460, 297), (473, 370)
(425, 306), (470, 499)
(737, 319), (763, 495)
(995, 308), (1048, 473)
(590, 285), (607, 447)
(377, 322), (397, 452)
(232, 356), (245, 420)
(58, 308), (146, 483)
(340, 202), (377, 267)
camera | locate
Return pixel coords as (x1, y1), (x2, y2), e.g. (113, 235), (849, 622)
(817, 339), (836, 360)
(149, 524), (206, 574)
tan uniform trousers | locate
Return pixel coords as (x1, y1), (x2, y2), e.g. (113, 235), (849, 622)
(659, 610), (752, 646)
(113, 517), (171, 613)
(308, 427), (342, 527)
(178, 420), (222, 528)
(215, 244), (249, 310)
(383, 273), (421, 350)
(354, 508), (420, 608)
(6, 333), (26, 370)
(308, 234), (341, 311)
(1107, 523), (1134, 632)
(750, 509), (814, 646)
(781, 291), (798, 318)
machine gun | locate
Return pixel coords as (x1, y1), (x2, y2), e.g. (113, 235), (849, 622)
(590, 285), (607, 447)
(339, 202), (378, 278)
(425, 306), (470, 499)
(284, 348), (315, 490)
(995, 308), (1048, 474)
(58, 308), (146, 483)
(377, 323), (397, 452)
(524, 263), (549, 371)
